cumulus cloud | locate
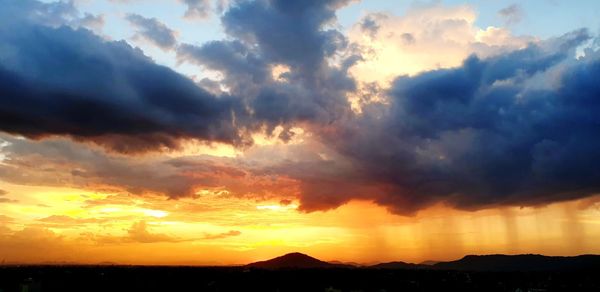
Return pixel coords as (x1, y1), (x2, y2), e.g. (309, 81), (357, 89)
(178, 0), (359, 136)
(304, 29), (600, 214)
(1, 0), (356, 153)
(348, 3), (535, 84)
(126, 13), (178, 50)
(2, 0), (600, 216)
(0, 0), (245, 153)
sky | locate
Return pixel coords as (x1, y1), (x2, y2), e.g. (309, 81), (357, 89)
(0, 0), (600, 265)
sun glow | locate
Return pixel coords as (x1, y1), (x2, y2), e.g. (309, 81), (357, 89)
(1, 179), (600, 265)
(256, 204), (298, 211)
(143, 209), (169, 218)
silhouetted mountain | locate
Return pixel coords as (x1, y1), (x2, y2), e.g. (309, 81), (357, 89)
(419, 260), (440, 266)
(246, 253), (352, 269)
(328, 260), (361, 267)
(246, 253), (600, 271)
(39, 261), (82, 265)
(369, 261), (422, 269)
(433, 254), (600, 271)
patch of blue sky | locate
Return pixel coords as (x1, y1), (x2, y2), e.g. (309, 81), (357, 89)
(53, 0), (225, 79)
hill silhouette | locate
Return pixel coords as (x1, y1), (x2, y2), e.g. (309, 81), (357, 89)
(246, 252), (600, 271)
(419, 260), (440, 266)
(246, 252), (352, 269)
(369, 261), (421, 269)
(433, 254), (600, 271)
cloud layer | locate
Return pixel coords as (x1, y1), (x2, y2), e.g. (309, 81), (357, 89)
(1, 0), (600, 215)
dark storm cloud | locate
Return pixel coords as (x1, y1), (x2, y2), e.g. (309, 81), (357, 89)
(2, 0), (357, 153)
(126, 13), (177, 49)
(0, 0), (244, 153)
(3, 0), (600, 215)
(175, 0), (600, 215)
(177, 40), (271, 88)
(220, 0), (353, 74)
(177, 0), (358, 134)
(296, 29), (600, 214)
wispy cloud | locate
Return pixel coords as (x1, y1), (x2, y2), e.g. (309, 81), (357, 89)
(499, 4), (524, 25)
(126, 13), (178, 50)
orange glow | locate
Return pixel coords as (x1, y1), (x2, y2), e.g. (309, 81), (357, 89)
(1, 180), (599, 265)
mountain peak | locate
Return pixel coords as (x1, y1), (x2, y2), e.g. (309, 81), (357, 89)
(282, 252), (312, 258)
(246, 252), (350, 269)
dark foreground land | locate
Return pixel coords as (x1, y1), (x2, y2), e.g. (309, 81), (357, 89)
(1, 265), (600, 292)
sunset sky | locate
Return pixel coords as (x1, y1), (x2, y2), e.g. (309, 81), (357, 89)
(1, 0), (600, 265)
